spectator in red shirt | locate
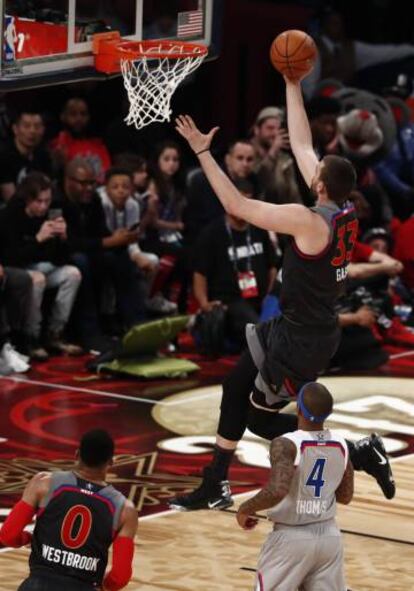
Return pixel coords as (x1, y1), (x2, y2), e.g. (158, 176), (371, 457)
(348, 239), (403, 280)
(393, 217), (414, 290)
(351, 230), (414, 346)
(50, 97), (111, 184)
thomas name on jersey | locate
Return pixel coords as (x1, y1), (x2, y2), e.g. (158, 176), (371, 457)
(296, 500), (328, 515)
(336, 266), (348, 282)
(41, 544), (99, 572)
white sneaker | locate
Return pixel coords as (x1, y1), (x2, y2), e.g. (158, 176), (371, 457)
(146, 295), (178, 314)
(1, 343), (30, 373)
(10, 346), (29, 364)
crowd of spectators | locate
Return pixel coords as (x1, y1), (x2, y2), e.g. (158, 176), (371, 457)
(1, 9), (414, 376)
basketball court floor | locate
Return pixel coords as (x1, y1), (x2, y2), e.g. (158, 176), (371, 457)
(0, 343), (414, 591)
(1, 1), (412, 588)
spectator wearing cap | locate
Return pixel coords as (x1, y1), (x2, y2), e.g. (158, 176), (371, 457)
(251, 106), (301, 205)
(193, 178), (277, 349)
(362, 227), (394, 255)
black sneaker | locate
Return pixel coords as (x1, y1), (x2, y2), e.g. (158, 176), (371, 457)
(168, 467), (234, 511)
(354, 433), (395, 499)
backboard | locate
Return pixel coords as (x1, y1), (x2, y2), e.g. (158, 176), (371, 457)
(0, 0), (221, 91)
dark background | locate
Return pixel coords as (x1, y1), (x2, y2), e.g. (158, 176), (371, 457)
(4, 0), (414, 155)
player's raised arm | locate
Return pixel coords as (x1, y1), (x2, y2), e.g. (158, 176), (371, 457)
(285, 78), (319, 187)
(175, 115), (315, 237)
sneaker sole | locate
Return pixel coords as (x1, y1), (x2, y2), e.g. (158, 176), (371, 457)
(168, 498), (234, 512)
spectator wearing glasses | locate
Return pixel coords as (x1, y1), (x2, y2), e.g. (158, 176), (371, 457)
(0, 109), (52, 202)
(60, 158), (145, 351)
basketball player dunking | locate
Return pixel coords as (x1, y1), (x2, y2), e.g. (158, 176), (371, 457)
(170, 75), (395, 511)
(0, 430), (138, 591)
(237, 382), (353, 591)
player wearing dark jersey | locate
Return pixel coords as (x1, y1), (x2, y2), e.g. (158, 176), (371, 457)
(0, 430), (138, 591)
(169, 76), (395, 512)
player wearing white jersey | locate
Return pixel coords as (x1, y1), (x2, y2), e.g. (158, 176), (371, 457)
(237, 382), (354, 591)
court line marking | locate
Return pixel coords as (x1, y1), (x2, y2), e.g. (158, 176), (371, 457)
(224, 506), (414, 547)
(0, 376), (220, 407)
(0, 375), (168, 406)
(164, 390), (220, 406)
(1, 374), (413, 551)
(389, 349), (414, 360)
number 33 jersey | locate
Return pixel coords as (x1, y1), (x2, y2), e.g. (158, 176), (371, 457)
(280, 202), (357, 327)
(267, 430), (349, 526)
(29, 471), (126, 586)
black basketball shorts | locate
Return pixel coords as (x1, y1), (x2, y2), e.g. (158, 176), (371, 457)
(247, 315), (341, 409)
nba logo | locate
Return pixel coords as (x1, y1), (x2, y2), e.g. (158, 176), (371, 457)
(3, 15), (17, 62)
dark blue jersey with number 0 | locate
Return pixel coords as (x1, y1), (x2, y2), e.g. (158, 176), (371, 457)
(29, 471), (126, 586)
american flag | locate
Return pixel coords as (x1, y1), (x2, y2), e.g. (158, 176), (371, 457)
(177, 10), (204, 38)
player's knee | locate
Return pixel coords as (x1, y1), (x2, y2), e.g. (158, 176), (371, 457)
(247, 409), (298, 441)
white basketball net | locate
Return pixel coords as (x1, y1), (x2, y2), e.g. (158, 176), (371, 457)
(120, 43), (207, 130)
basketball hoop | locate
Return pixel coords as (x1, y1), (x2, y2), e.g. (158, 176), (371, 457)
(93, 32), (208, 130)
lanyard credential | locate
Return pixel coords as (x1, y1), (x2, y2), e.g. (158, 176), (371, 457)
(225, 221), (253, 273)
(225, 221), (259, 299)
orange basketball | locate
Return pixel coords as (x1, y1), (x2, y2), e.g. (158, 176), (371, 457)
(270, 30), (317, 80)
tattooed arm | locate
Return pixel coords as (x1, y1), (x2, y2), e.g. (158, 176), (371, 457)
(236, 437), (296, 530)
(335, 459), (354, 505)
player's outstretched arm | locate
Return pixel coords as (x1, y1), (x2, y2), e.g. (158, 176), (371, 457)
(285, 78), (319, 187)
(236, 437), (296, 529)
(335, 459), (354, 505)
(0, 472), (50, 548)
(175, 115), (315, 236)
(102, 500), (138, 591)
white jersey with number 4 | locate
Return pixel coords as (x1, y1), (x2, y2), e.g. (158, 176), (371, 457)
(267, 429), (348, 526)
